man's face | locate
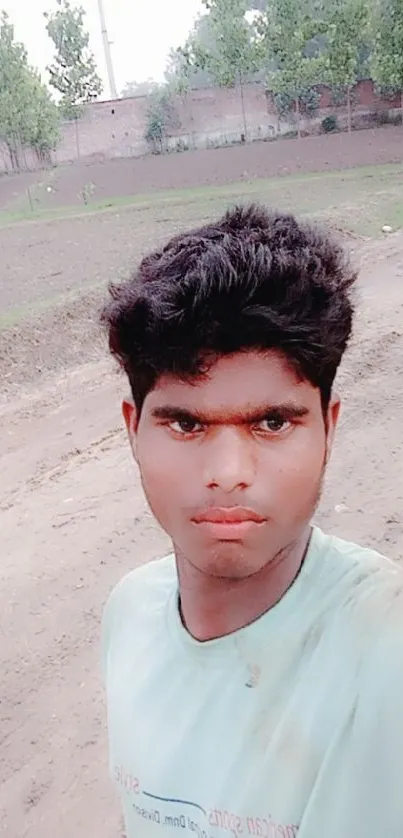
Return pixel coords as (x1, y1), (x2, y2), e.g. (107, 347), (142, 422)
(123, 351), (340, 580)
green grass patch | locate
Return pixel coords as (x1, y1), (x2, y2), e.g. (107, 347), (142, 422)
(0, 162), (402, 236)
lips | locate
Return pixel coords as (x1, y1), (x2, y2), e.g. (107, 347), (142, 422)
(192, 507), (266, 525)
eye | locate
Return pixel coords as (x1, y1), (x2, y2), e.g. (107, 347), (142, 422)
(169, 419), (203, 435)
(257, 416), (291, 434)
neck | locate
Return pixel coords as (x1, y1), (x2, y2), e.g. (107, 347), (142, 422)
(176, 527), (312, 642)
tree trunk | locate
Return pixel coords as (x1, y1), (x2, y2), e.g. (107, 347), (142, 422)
(295, 96), (301, 139)
(347, 85), (352, 134)
(75, 117), (81, 160)
(184, 91), (196, 150)
(239, 71), (248, 142)
(27, 186), (34, 212)
(7, 141), (19, 172)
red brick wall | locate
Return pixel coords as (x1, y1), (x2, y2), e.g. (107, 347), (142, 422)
(316, 78), (401, 109)
(54, 79), (400, 165)
(0, 79), (400, 171)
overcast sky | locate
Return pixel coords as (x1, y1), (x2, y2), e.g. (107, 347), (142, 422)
(2, 0), (204, 97)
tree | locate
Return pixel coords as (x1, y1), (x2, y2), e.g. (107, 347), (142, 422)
(23, 72), (61, 160)
(257, 0), (323, 138)
(165, 44), (211, 91)
(166, 15), (219, 91)
(318, 0), (369, 133)
(186, 0), (260, 139)
(372, 0), (403, 122)
(144, 86), (180, 153)
(45, 0), (102, 119)
(121, 79), (159, 98)
(0, 12), (59, 169)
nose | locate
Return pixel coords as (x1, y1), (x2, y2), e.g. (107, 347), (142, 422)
(203, 427), (255, 493)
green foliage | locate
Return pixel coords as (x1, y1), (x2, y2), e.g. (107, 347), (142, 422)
(321, 114), (339, 132)
(372, 0), (403, 97)
(273, 91), (294, 117)
(0, 12), (60, 166)
(45, 0), (102, 119)
(330, 83), (358, 108)
(374, 83), (401, 101)
(187, 0), (260, 87)
(144, 87), (179, 153)
(319, 0), (369, 88)
(121, 79), (159, 98)
(161, 0), (402, 143)
(300, 87), (321, 114)
(257, 0), (324, 135)
(181, 0), (262, 139)
(25, 73), (60, 156)
(274, 87), (320, 117)
(259, 0), (323, 96)
(282, 129), (299, 139)
(164, 49), (192, 95)
(165, 22), (215, 91)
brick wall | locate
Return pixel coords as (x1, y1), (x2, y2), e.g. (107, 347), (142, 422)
(53, 83), (276, 166)
(55, 79), (403, 165)
(0, 79), (400, 172)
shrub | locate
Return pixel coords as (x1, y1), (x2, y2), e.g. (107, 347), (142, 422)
(373, 110), (402, 127)
(174, 139), (189, 153)
(274, 88), (320, 118)
(145, 86), (179, 154)
(321, 115), (339, 134)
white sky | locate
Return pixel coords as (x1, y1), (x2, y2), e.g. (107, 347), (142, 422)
(1, 0), (204, 97)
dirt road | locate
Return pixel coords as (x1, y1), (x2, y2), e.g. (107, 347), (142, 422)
(1, 230), (403, 837)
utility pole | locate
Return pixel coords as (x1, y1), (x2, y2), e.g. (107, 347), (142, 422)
(97, 0), (118, 100)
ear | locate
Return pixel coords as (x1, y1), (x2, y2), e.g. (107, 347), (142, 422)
(122, 398), (139, 462)
(325, 393), (341, 464)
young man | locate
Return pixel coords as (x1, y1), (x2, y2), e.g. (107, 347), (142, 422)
(101, 204), (403, 838)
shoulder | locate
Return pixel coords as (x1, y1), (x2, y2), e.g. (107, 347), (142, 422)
(314, 530), (403, 710)
(104, 553), (176, 612)
(101, 555), (176, 677)
(313, 526), (403, 606)
(310, 527), (403, 650)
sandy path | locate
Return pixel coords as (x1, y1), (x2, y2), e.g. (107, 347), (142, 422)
(1, 236), (403, 836)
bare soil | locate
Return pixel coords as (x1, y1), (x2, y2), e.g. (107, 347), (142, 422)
(2, 234), (403, 838)
(0, 126), (402, 213)
(1, 133), (403, 837)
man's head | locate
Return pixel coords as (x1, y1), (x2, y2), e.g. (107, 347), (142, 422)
(102, 204), (356, 578)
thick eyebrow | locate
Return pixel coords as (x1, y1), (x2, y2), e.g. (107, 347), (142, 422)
(150, 402), (310, 425)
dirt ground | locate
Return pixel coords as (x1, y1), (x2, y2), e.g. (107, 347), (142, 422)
(1, 133), (403, 837)
(0, 125), (403, 213)
(2, 232), (403, 838)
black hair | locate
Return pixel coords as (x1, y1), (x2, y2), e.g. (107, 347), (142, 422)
(102, 203), (357, 413)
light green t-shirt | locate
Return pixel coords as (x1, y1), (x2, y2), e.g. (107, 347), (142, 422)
(102, 527), (403, 838)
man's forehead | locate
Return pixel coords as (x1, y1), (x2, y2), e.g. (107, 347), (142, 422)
(146, 352), (315, 414)
(156, 350), (301, 388)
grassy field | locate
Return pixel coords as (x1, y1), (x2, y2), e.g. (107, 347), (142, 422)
(1, 162), (402, 237)
(1, 160), (402, 389)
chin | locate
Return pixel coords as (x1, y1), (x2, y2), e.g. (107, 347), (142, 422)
(188, 543), (270, 580)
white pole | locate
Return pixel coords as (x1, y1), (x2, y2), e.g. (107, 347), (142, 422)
(97, 0), (118, 100)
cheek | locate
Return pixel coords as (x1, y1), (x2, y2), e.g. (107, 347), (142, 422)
(137, 432), (192, 514)
(267, 430), (326, 493)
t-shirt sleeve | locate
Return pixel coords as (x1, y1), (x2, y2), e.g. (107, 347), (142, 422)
(351, 604), (403, 832)
(300, 597), (403, 836)
(101, 571), (135, 685)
